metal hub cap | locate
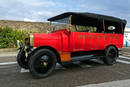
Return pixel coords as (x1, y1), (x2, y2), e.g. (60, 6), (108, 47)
(34, 54), (53, 74)
(41, 55), (49, 67)
(108, 49), (117, 62)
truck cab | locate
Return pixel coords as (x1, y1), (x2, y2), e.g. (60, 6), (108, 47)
(17, 12), (127, 78)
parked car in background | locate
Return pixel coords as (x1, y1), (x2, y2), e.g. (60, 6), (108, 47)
(17, 12), (127, 78)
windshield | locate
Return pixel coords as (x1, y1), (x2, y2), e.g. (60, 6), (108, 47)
(50, 22), (69, 31)
(50, 17), (70, 31)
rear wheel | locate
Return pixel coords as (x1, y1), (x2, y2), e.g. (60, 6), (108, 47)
(29, 49), (56, 78)
(103, 46), (118, 65)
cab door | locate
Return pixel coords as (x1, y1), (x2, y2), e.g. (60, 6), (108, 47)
(90, 33), (104, 50)
(71, 32), (85, 51)
(69, 32), (104, 52)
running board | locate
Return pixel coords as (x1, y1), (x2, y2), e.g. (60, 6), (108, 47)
(70, 55), (98, 62)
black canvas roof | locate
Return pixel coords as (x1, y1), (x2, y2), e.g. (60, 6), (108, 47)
(48, 12), (127, 26)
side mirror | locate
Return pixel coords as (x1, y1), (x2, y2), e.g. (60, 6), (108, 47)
(108, 26), (115, 30)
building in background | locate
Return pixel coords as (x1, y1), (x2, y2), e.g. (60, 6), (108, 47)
(124, 28), (130, 46)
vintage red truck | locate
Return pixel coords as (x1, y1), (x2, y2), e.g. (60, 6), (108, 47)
(17, 12), (127, 78)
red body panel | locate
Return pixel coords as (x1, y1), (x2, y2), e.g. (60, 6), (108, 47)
(33, 29), (124, 52)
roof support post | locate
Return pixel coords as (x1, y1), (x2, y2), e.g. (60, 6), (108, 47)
(102, 18), (106, 32)
(69, 15), (72, 31)
(121, 23), (124, 34)
(49, 21), (52, 31)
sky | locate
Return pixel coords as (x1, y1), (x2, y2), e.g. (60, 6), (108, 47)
(0, 0), (130, 27)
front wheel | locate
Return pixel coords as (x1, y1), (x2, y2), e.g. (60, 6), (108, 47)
(103, 46), (118, 65)
(17, 48), (29, 69)
(29, 49), (56, 78)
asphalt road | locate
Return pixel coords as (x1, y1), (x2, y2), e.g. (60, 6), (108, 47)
(0, 48), (130, 87)
(0, 60), (130, 87)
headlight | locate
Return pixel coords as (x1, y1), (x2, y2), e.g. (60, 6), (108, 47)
(30, 34), (34, 46)
(25, 38), (30, 46)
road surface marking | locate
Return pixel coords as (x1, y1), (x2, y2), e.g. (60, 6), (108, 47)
(90, 59), (104, 64)
(117, 59), (130, 64)
(80, 64), (92, 68)
(121, 51), (130, 54)
(77, 79), (130, 87)
(0, 62), (17, 65)
(55, 63), (66, 69)
(21, 68), (29, 73)
(119, 56), (130, 60)
(20, 63), (65, 73)
(121, 54), (130, 56)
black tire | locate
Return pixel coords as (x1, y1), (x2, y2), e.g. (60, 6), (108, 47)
(103, 46), (118, 65)
(17, 48), (29, 69)
(29, 49), (56, 78)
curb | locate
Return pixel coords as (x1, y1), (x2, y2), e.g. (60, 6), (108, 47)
(0, 48), (17, 52)
(0, 52), (17, 57)
(122, 47), (130, 49)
